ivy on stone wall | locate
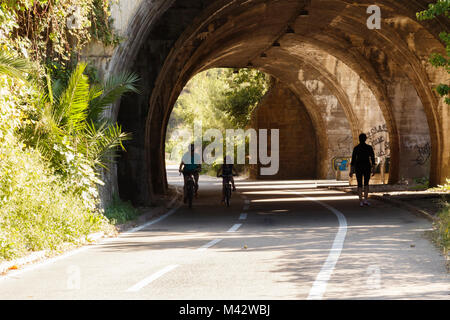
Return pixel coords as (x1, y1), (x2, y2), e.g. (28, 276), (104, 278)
(0, 0), (119, 65)
(89, 0), (121, 47)
(417, 0), (450, 105)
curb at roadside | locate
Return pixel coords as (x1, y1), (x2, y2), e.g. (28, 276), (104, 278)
(328, 186), (437, 222)
(0, 193), (181, 275)
(369, 194), (437, 222)
(118, 192), (181, 233)
(0, 251), (47, 274)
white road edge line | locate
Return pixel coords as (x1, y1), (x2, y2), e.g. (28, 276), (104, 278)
(227, 223), (242, 233)
(126, 264), (179, 292)
(0, 246), (90, 282)
(288, 191), (347, 300)
(0, 206), (180, 281)
(196, 239), (223, 252)
(122, 206), (180, 235)
(239, 213), (247, 220)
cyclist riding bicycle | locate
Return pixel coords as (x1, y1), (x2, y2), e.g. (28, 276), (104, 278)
(179, 144), (201, 201)
(216, 156), (237, 204)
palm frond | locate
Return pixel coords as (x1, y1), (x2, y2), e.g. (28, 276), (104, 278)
(51, 78), (65, 105)
(89, 84), (103, 101)
(0, 51), (31, 81)
(87, 85), (104, 121)
(27, 63), (137, 176)
(83, 121), (131, 169)
(88, 71), (140, 122)
(56, 63), (90, 132)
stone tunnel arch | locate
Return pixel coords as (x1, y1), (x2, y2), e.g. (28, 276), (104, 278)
(106, 0), (449, 205)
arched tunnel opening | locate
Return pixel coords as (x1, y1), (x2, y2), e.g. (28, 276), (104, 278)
(112, 0), (447, 206)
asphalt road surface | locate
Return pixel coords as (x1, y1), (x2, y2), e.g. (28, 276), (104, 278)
(0, 167), (448, 300)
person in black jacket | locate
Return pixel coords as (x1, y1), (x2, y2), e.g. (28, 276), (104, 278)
(350, 133), (376, 206)
(217, 156), (238, 204)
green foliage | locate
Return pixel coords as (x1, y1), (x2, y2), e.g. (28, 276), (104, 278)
(166, 68), (270, 165)
(88, 70), (140, 122)
(0, 0), (139, 262)
(434, 202), (450, 255)
(0, 43), (139, 261)
(0, 0), (120, 64)
(169, 68), (269, 131)
(417, 1), (450, 105)
(429, 179), (450, 256)
(104, 194), (140, 225)
(410, 177), (430, 190)
(88, 0), (121, 46)
(416, 0), (449, 20)
(0, 139), (112, 261)
(0, 56), (119, 261)
(217, 68), (271, 128)
(0, 51), (32, 82)
(18, 63), (139, 210)
(430, 178), (450, 192)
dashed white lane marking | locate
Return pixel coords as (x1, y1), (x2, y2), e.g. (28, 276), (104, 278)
(126, 264), (179, 292)
(196, 239), (223, 252)
(127, 195), (249, 292)
(242, 199), (250, 210)
(286, 192), (347, 300)
(227, 223), (242, 233)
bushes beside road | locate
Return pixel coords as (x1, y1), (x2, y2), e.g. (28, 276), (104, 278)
(0, 1), (139, 262)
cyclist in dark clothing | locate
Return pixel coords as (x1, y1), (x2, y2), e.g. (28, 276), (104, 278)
(179, 143), (201, 200)
(217, 156), (237, 203)
(350, 133), (376, 207)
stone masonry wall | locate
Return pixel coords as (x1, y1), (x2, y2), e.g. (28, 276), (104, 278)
(250, 81), (317, 180)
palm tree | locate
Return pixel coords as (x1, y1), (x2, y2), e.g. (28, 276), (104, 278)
(31, 63), (140, 173)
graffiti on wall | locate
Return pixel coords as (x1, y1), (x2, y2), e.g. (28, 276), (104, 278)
(366, 123), (390, 158)
(336, 135), (353, 155)
(412, 142), (431, 166)
(332, 157), (351, 171)
(367, 123), (388, 137)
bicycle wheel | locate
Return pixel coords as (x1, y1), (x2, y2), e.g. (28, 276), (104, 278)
(225, 185), (231, 207)
(187, 180), (194, 208)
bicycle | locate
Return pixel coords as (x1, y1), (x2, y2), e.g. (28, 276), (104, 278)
(181, 171), (196, 208)
(220, 174), (234, 207)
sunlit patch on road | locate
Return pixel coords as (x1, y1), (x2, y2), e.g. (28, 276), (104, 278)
(251, 196), (359, 203)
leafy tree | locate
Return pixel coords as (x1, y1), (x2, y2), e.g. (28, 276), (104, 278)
(166, 68), (270, 167)
(217, 68), (270, 128)
(168, 68), (269, 135)
(417, 0), (450, 105)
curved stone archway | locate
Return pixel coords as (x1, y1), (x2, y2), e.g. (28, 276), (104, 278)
(256, 57), (357, 180)
(102, 0), (449, 205)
